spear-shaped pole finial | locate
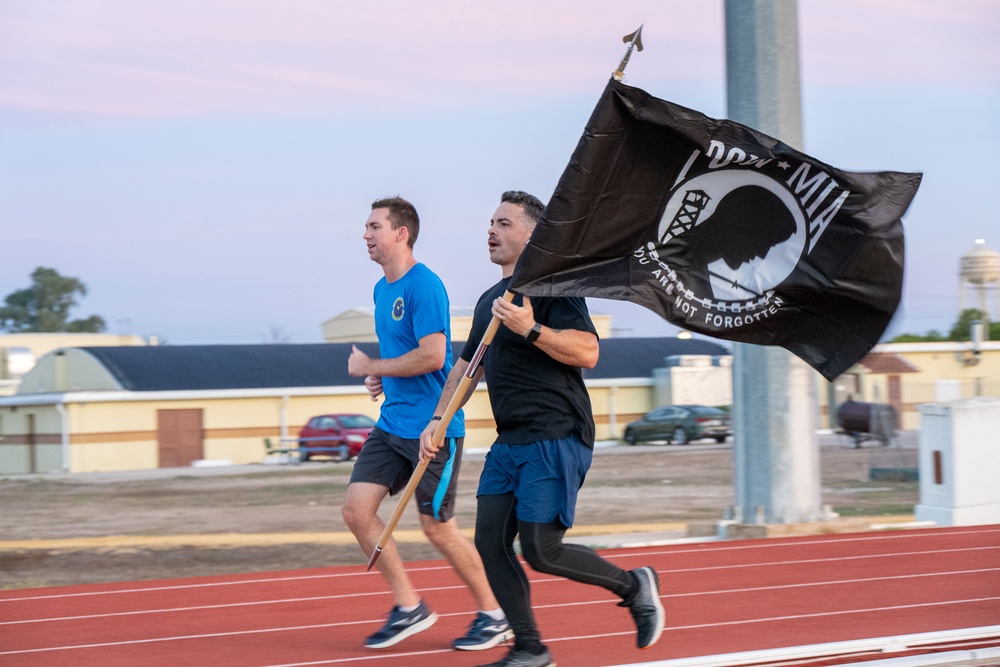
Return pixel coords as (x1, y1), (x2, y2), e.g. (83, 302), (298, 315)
(613, 24), (644, 81)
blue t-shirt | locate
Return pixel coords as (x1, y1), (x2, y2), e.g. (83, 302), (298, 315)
(373, 263), (464, 439)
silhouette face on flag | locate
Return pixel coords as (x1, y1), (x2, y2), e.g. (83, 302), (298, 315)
(661, 183), (798, 302)
(509, 80), (922, 381)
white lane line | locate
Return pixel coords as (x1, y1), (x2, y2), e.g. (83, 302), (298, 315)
(0, 527), (1000, 603)
(0, 567), (451, 602)
(605, 529), (1000, 560)
(658, 545), (1000, 573)
(4, 597), (997, 660)
(2, 528), (997, 605)
(3, 525), (995, 593)
(666, 596), (1000, 631)
(3, 567), (998, 626)
(606, 625), (1000, 667)
(664, 566), (1000, 598)
(2, 544), (996, 608)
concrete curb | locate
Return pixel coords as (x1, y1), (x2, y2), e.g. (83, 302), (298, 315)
(0, 516), (925, 552)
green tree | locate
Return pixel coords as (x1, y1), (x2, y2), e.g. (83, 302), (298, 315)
(891, 330), (946, 343)
(949, 308), (988, 341)
(0, 267), (107, 333)
(892, 309), (998, 343)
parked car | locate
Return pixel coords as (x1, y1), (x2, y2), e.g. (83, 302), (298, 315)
(622, 405), (731, 445)
(297, 413), (376, 461)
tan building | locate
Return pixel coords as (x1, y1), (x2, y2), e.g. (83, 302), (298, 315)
(4, 333), (996, 475)
(0, 333), (149, 396)
(823, 341), (1000, 431)
(0, 338), (727, 474)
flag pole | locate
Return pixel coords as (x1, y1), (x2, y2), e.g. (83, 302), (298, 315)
(366, 26), (646, 572)
(366, 291), (514, 571)
(613, 25), (643, 81)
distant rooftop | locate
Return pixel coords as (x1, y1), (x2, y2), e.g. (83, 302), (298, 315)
(17, 337), (731, 394)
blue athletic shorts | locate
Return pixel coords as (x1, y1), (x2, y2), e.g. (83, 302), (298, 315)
(350, 426), (463, 522)
(477, 434), (593, 528)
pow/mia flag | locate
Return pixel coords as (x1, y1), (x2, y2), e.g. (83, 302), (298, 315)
(510, 79), (922, 381)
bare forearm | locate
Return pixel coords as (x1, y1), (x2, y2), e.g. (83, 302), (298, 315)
(349, 332), (447, 378)
(367, 346), (442, 377)
(491, 295), (599, 369)
(533, 327), (599, 369)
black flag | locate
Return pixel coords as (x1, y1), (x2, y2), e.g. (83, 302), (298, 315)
(510, 79), (922, 381)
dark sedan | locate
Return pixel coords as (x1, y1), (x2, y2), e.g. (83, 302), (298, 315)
(622, 405), (731, 445)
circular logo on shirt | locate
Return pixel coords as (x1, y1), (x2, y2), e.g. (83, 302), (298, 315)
(392, 297), (405, 321)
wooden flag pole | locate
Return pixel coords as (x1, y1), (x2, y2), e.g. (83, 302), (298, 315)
(366, 291), (514, 571)
(367, 26), (644, 571)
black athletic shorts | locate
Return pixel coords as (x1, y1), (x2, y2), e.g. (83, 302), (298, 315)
(350, 426), (464, 521)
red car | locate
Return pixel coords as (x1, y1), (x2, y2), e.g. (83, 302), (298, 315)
(297, 413), (376, 462)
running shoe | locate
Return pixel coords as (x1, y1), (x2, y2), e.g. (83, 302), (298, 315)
(452, 612), (514, 650)
(476, 646), (555, 667)
(364, 600), (438, 649)
(619, 566), (665, 649)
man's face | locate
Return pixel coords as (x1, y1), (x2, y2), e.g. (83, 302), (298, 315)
(488, 201), (534, 273)
(363, 207), (402, 265)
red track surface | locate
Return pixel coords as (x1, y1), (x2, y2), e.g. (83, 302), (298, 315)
(2, 526), (999, 667)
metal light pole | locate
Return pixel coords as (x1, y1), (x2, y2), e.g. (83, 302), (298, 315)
(725, 0), (826, 524)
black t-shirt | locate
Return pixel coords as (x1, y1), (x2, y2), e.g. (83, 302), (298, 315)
(461, 277), (597, 448)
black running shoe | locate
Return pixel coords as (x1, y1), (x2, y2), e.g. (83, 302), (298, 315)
(619, 566), (665, 649)
(364, 599), (438, 649)
(476, 646), (555, 667)
(452, 612), (514, 650)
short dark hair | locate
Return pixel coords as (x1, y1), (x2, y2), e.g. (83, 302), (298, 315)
(371, 196), (419, 247)
(501, 190), (544, 225)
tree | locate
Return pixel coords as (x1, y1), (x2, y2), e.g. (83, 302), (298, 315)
(891, 330), (946, 343)
(891, 308), (998, 343)
(0, 267), (107, 333)
(263, 326), (291, 344)
(948, 308), (996, 341)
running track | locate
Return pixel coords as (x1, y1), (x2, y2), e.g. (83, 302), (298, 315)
(2, 526), (999, 667)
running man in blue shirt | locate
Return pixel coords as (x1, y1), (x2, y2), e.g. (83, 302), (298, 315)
(344, 196), (511, 652)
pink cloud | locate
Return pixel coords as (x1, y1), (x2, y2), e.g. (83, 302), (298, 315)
(0, 0), (995, 119)
(799, 0), (1000, 86)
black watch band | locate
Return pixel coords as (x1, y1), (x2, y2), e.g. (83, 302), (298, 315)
(524, 322), (542, 344)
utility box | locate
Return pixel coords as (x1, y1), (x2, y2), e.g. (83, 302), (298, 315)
(653, 355), (732, 408)
(915, 397), (1000, 526)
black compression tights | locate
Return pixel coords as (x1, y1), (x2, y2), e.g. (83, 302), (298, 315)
(475, 492), (636, 648)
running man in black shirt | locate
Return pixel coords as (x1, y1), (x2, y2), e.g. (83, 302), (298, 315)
(420, 191), (665, 667)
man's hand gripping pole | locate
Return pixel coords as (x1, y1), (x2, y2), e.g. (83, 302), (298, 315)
(366, 291), (515, 571)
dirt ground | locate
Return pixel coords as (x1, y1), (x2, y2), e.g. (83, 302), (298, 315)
(0, 439), (919, 590)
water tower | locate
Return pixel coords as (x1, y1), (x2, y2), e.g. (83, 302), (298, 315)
(959, 239), (1000, 320)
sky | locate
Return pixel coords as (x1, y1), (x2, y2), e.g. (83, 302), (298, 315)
(1, 0), (998, 346)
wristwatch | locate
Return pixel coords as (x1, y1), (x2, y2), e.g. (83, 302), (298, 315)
(524, 322), (542, 344)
